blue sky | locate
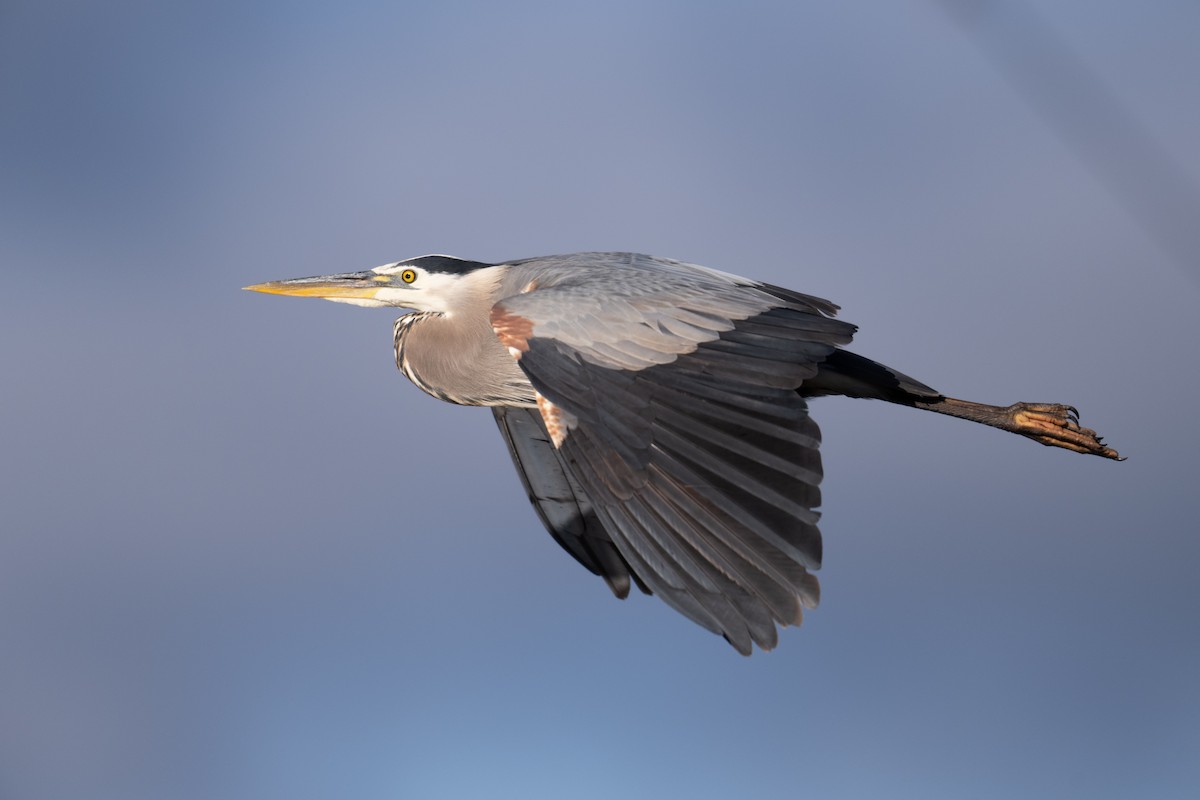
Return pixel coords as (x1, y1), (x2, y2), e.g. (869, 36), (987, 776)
(2, 2), (1198, 798)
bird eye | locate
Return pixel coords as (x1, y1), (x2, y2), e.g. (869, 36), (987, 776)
(401, 269), (417, 284)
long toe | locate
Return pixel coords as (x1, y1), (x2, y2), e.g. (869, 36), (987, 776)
(1008, 403), (1123, 460)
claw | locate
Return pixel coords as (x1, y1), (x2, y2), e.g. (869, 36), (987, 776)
(1008, 403), (1122, 460)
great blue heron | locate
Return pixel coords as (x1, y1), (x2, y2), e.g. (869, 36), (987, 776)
(246, 252), (1120, 654)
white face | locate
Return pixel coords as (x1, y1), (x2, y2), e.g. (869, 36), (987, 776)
(368, 259), (466, 312)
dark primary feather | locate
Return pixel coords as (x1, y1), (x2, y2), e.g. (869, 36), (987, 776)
(492, 406), (636, 599)
(504, 300), (855, 654)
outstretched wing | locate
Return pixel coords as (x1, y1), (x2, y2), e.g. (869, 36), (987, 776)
(490, 259), (856, 654)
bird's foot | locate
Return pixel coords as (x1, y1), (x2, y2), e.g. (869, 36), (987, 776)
(1007, 402), (1123, 460)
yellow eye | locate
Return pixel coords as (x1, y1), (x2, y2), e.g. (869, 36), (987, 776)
(401, 269), (417, 284)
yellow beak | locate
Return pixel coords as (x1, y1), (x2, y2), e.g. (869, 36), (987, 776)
(243, 271), (385, 301)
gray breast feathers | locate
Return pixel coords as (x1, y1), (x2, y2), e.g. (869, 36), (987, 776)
(393, 312), (536, 407)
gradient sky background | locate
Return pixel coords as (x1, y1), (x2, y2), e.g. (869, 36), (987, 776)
(2, 2), (1198, 798)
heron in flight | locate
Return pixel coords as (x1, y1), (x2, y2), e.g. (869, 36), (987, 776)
(246, 252), (1120, 654)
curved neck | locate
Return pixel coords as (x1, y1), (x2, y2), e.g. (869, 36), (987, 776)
(393, 312), (535, 407)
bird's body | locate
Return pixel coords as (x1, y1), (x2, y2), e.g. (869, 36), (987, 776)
(247, 252), (1121, 654)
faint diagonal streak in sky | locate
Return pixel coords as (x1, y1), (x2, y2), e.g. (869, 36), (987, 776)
(937, 0), (1200, 280)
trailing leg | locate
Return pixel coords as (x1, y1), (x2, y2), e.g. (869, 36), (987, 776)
(803, 349), (1123, 460)
(908, 397), (1122, 459)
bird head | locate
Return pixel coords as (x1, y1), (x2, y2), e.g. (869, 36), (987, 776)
(244, 255), (495, 313)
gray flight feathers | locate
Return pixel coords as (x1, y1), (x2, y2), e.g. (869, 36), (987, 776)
(489, 255), (856, 654)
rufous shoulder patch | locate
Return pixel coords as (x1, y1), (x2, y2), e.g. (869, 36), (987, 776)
(490, 303), (534, 359)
